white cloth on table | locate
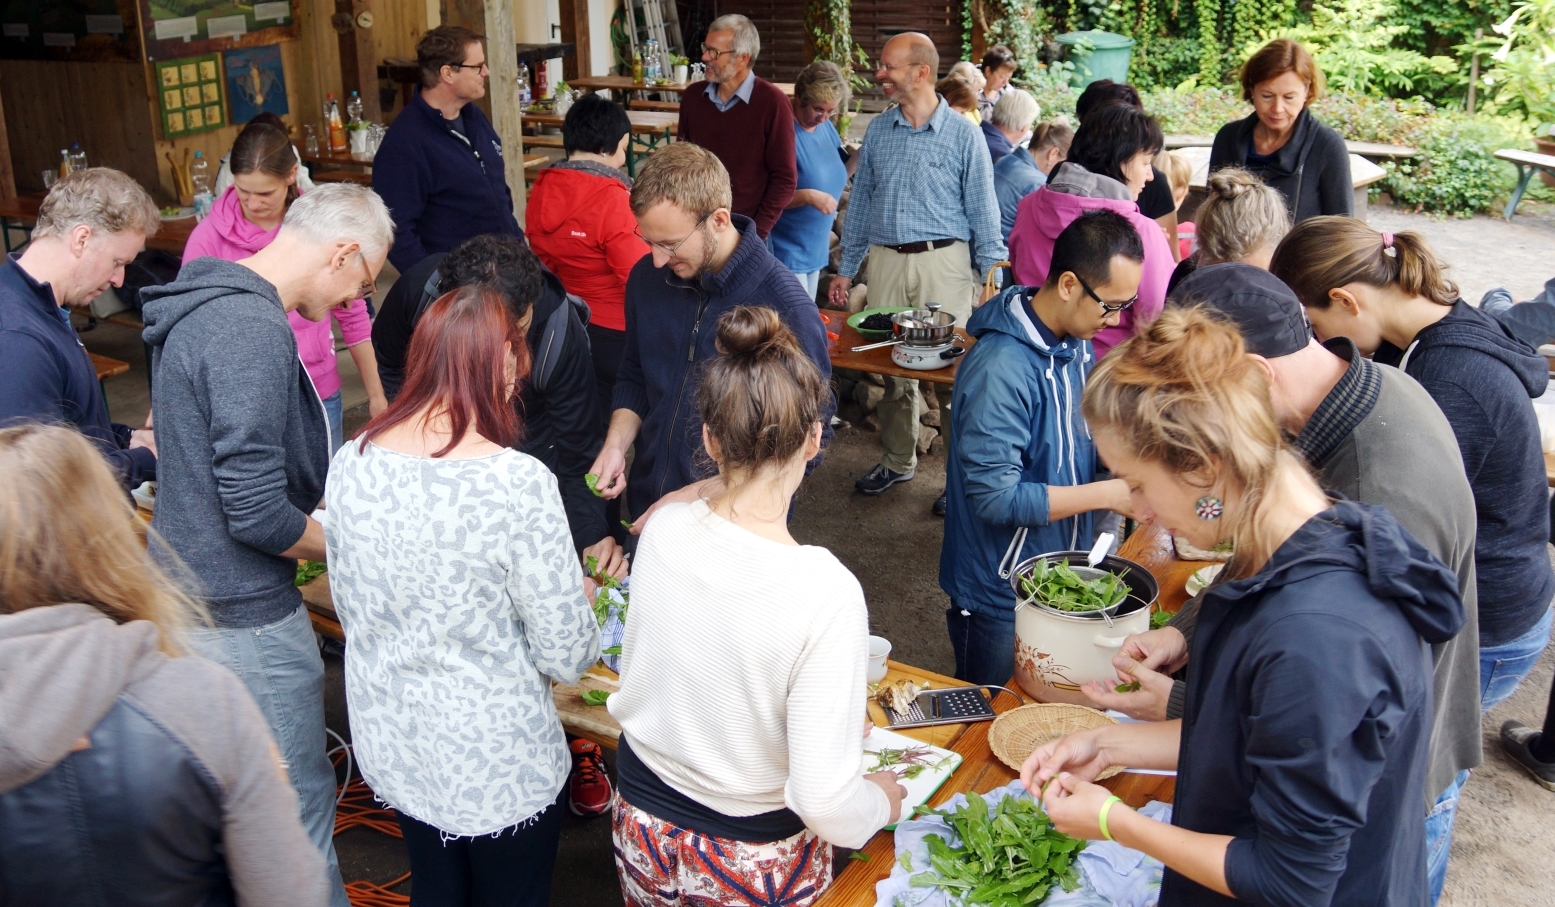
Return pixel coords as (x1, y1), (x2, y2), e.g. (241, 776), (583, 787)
(874, 779), (1170, 907)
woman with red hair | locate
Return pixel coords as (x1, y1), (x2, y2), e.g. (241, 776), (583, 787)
(323, 287), (601, 907)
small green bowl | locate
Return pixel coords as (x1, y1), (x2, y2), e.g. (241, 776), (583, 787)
(847, 306), (913, 341)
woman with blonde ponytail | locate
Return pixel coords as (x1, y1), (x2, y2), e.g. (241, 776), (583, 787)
(1021, 307), (1463, 907)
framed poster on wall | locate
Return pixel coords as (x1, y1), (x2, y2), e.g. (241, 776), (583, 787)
(0, 0), (140, 62)
(156, 54), (227, 137)
(138, 0), (298, 61)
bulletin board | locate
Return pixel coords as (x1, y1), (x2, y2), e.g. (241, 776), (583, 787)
(156, 54), (227, 138)
(139, 0), (298, 62)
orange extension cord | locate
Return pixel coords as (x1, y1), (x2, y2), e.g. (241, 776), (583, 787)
(332, 748), (412, 907)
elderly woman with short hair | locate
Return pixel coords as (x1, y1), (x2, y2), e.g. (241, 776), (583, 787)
(980, 85), (1038, 164)
(1167, 167), (1291, 293)
(769, 60), (853, 300)
(1208, 38), (1351, 222)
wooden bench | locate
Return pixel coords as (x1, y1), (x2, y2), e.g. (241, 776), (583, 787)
(311, 170), (373, 186)
(89, 353), (130, 419)
(627, 99), (681, 113)
(1175, 147), (1387, 220)
(522, 133), (565, 148)
(1164, 135), (1417, 160)
(1495, 149), (1555, 220)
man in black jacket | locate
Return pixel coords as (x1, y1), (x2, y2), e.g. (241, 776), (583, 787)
(373, 235), (620, 576)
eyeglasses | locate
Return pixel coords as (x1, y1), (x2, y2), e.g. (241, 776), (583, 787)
(875, 60), (922, 74)
(448, 60), (489, 74)
(1076, 276), (1138, 314)
(700, 43), (738, 59)
(351, 252), (376, 300)
(637, 213), (712, 256)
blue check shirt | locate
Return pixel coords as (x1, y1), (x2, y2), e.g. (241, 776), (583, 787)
(840, 98), (1006, 279)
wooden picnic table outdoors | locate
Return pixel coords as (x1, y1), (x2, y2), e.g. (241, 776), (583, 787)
(1, 193), (195, 257)
(1163, 134), (1417, 159)
(566, 75), (795, 97)
(828, 318), (976, 386)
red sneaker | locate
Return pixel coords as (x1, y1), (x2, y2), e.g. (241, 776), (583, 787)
(568, 738), (613, 817)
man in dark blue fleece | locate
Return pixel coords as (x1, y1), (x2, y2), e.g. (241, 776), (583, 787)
(372, 26), (522, 271)
(938, 211), (1141, 686)
(0, 169), (160, 488)
(587, 143), (834, 526)
(141, 184), (393, 907)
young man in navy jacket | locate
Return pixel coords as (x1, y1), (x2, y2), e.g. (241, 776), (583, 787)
(373, 26), (522, 272)
(0, 169), (159, 489)
(588, 143), (834, 529)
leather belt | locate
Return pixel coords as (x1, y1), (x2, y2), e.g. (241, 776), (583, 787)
(882, 238), (960, 255)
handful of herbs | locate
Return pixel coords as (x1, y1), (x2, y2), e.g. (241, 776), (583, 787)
(585, 555), (627, 657)
(294, 560), (327, 587)
(908, 792), (1085, 906)
(1018, 559), (1129, 613)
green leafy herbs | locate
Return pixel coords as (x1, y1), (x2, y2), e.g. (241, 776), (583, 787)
(1114, 680), (1142, 693)
(586, 556), (629, 631)
(868, 746), (949, 780)
(580, 689), (610, 706)
(906, 793), (1085, 907)
(1150, 607), (1173, 631)
(1018, 558), (1130, 613)
(294, 560), (327, 587)
(848, 851), (871, 862)
(898, 851), (914, 872)
(620, 519), (634, 531)
(584, 473), (604, 497)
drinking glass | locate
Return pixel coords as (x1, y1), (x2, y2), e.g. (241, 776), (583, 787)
(42, 170), (57, 189)
(303, 124), (320, 156)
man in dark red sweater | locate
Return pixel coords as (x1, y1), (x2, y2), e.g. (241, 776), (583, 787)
(677, 14), (796, 239)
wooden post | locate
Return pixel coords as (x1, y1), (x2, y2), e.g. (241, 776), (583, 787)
(334, 0), (384, 122)
(558, 0), (592, 82)
(481, 0), (526, 221)
(0, 85), (14, 201)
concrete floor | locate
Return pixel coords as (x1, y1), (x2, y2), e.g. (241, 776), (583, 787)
(90, 203), (1555, 905)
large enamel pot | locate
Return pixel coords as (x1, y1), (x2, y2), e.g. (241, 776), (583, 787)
(1009, 550), (1160, 705)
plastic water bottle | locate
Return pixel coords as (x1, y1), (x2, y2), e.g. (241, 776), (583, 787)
(646, 39), (661, 81)
(346, 90), (365, 127)
(190, 151), (213, 221)
(69, 143), (87, 172)
(325, 93), (347, 152)
(517, 63), (532, 109)
(59, 149), (72, 178)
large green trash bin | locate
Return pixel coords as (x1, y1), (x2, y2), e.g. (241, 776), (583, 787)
(1055, 30), (1135, 88)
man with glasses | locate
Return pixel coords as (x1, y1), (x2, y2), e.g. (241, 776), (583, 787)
(938, 211), (1140, 686)
(827, 33), (1006, 509)
(676, 14), (796, 240)
(373, 25), (523, 271)
(140, 183), (395, 907)
(587, 143), (833, 532)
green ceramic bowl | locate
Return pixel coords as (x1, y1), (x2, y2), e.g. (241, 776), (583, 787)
(847, 306), (913, 342)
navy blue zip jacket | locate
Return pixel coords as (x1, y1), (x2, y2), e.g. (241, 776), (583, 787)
(372, 90), (523, 271)
(613, 215), (834, 520)
(0, 256), (155, 488)
(1376, 300), (1555, 647)
(939, 285), (1096, 618)
(1167, 500), (1463, 907)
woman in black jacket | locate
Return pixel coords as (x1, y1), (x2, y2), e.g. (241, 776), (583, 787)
(1208, 39), (1352, 222)
(1022, 308), (1462, 907)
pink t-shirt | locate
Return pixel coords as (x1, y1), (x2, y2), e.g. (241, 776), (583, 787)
(181, 187), (371, 398)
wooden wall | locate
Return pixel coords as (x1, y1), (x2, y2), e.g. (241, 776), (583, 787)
(0, 0), (430, 203)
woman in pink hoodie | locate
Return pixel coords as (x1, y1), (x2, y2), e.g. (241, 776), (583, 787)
(182, 121), (386, 452)
(1008, 103), (1172, 358)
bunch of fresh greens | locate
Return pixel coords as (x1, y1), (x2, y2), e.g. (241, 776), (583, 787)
(585, 555), (627, 657)
(580, 689), (610, 706)
(868, 746), (949, 780)
(907, 792), (1085, 906)
(1150, 607), (1173, 631)
(294, 560), (327, 587)
(1018, 559), (1130, 613)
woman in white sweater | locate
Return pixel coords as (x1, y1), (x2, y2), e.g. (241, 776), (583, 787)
(608, 306), (906, 907)
(324, 286), (599, 907)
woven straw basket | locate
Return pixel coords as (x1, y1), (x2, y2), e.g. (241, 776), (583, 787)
(988, 703), (1123, 779)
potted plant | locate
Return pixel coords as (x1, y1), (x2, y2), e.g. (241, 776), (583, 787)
(670, 54), (690, 85)
(346, 119), (371, 155)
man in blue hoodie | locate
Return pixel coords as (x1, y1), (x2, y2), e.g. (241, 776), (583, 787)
(141, 184), (393, 907)
(0, 169), (159, 489)
(940, 210), (1142, 685)
(372, 26), (523, 271)
(587, 143), (833, 528)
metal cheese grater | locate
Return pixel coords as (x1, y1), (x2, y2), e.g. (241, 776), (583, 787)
(882, 685), (1021, 729)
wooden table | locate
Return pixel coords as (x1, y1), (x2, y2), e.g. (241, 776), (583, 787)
(1544, 450), (1555, 488)
(829, 320), (975, 386)
(301, 148), (376, 170)
(1, 194), (194, 258)
(567, 75), (795, 97)
(523, 109), (677, 176)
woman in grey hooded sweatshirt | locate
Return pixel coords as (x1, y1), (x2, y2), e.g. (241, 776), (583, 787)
(0, 423), (327, 907)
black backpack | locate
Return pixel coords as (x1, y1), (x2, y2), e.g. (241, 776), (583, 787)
(414, 268), (591, 394)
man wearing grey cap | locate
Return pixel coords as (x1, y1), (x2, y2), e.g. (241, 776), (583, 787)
(1089, 262), (1481, 891)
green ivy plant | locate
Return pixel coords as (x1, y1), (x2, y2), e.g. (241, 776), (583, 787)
(806, 0), (871, 93)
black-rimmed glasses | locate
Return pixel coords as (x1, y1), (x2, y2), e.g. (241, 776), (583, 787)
(700, 43), (738, 59)
(1077, 276), (1138, 314)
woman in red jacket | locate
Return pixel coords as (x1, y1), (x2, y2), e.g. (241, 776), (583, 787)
(526, 94), (651, 424)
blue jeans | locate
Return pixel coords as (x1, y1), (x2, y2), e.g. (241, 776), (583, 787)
(793, 269), (822, 303)
(1424, 606), (1552, 903)
(946, 603), (1016, 686)
(321, 389), (344, 455)
(1480, 277), (1555, 349)
(187, 605), (350, 907)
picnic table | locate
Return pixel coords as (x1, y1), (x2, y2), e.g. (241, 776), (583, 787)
(1494, 149), (1555, 220)
(1163, 134), (1417, 160)
(566, 75), (795, 98)
(523, 109), (677, 176)
(1172, 147), (1387, 219)
(828, 318), (976, 386)
(1, 193), (195, 257)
